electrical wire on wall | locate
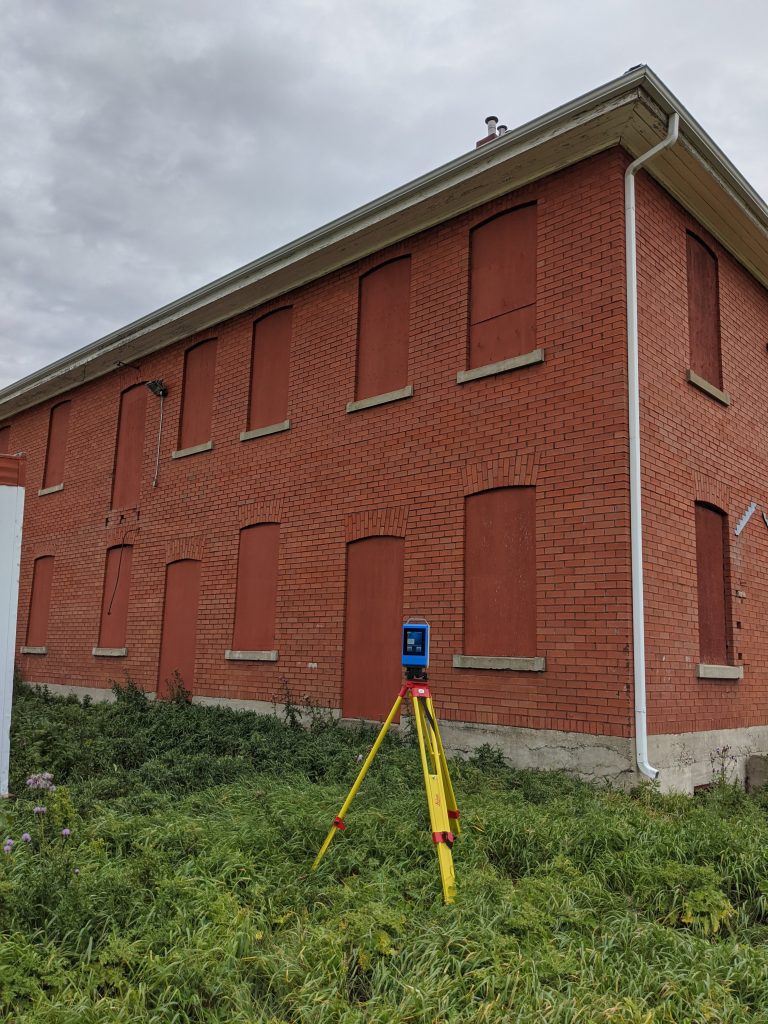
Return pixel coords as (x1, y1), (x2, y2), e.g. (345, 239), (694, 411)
(104, 379), (167, 617)
(107, 526), (140, 616)
(145, 380), (168, 488)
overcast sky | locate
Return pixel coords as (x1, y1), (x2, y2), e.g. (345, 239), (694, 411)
(2, 0), (766, 391)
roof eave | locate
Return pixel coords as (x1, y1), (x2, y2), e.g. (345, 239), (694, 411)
(2, 65), (767, 418)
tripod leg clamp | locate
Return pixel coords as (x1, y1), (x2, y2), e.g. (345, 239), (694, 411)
(333, 816), (347, 831)
(448, 810), (460, 821)
(432, 831), (455, 849)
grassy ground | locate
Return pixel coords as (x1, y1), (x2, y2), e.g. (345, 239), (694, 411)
(3, 681), (768, 1023)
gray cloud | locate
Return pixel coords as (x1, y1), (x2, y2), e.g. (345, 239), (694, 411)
(2, 0), (767, 390)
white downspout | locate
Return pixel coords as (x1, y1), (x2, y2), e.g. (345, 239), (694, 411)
(625, 112), (679, 779)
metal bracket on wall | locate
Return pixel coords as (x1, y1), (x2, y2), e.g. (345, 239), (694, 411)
(735, 502), (758, 536)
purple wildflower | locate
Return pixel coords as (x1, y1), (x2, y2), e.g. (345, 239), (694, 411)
(33, 806), (47, 816)
(3, 839), (13, 854)
(61, 828), (71, 839)
(21, 833), (31, 843)
(26, 772), (55, 792)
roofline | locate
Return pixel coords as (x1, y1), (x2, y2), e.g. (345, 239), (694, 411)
(639, 67), (768, 220)
(2, 64), (767, 418)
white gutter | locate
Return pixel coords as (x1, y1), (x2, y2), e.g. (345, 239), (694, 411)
(625, 111), (680, 779)
(3, 67), (768, 420)
(0, 73), (646, 419)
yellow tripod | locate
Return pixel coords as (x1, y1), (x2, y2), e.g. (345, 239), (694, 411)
(312, 672), (460, 903)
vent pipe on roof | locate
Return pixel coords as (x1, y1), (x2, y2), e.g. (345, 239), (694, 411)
(625, 110), (680, 782)
(476, 115), (502, 149)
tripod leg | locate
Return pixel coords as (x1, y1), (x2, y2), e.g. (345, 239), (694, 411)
(412, 694), (457, 904)
(425, 696), (460, 837)
(312, 693), (404, 870)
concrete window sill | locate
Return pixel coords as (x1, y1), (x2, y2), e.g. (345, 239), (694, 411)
(686, 369), (730, 406)
(171, 440), (213, 460)
(457, 348), (545, 385)
(240, 420), (291, 442)
(20, 646), (47, 656)
(92, 647), (128, 658)
(453, 654), (546, 672)
(346, 384), (413, 413)
(38, 483), (64, 496)
(696, 663), (743, 681)
(225, 649), (279, 662)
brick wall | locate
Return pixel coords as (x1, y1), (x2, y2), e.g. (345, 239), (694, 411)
(11, 148), (636, 738)
(637, 169), (768, 736)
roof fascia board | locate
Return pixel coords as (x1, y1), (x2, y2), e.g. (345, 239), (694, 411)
(615, 82), (768, 290)
(636, 68), (768, 225)
(3, 65), (768, 418)
(0, 79), (642, 417)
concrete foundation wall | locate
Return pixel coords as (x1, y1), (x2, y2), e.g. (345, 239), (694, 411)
(438, 719), (635, 786)
(649, 724), (768, 793)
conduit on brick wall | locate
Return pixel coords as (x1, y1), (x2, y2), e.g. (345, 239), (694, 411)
(98, 545), (134, 650)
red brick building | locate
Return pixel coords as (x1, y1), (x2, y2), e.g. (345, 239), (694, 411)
(3, 67), (768, 792)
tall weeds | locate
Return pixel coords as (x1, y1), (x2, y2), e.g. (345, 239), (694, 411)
(2, 683), (768, 1021)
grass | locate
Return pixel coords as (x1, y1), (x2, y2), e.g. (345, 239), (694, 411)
(3, 680), (768, 1022)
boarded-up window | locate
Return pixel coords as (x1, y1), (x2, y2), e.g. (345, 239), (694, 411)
(0, 426), (9, 454)
(687, 233), (722, 387)
(343, 536), (404, 720)
(469, 205), (537, 369)
(248, 309), (292, 431)
(464, 487), (536, 656)
(111, 385), (147, 509)
(98, 545), (134, 650)
(26, 556), (54, 647)
(231, 524), (280, 651)
(695, 502), (729, 664)
(157, 559), (202, 697)
(42, 401), (71, 489)
(356, 258), (411, 401)
(178, 339), (217, 450)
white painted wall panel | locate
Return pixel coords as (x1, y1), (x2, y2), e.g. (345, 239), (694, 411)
(0, 481), (24, 796)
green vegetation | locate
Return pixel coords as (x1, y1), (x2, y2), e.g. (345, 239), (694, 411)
(3, 680), (768, 1022)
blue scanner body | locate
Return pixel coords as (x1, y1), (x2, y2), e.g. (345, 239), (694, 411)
(402, 622), (430, 668)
